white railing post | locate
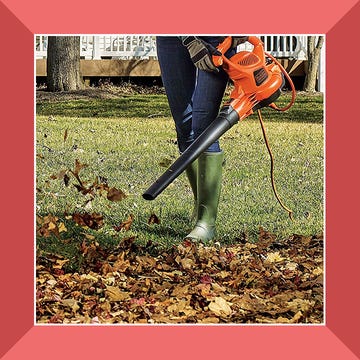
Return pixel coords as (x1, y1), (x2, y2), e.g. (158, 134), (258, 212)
(295, 35), (307, 60)
(92, 36), (101, 59)
(35, 35), (47, 58)
(318, 40), (325, 92)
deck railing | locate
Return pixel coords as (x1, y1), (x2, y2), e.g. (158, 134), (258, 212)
(35, 35), (325, 91)
(35, 35), (308, 60)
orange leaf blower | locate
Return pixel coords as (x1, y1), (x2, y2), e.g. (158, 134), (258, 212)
(143, 36), (296, 201)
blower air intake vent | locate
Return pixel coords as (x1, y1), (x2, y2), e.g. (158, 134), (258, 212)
(237, 53), (259, 66)
(253, 67), (268, 86)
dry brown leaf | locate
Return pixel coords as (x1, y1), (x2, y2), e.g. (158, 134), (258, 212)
(208, 297), (232, 317)
(61, 299), (80, 313)
(107, 187), (126, 201)
(72, 212), (104, 230)
(106, 286), (131, 302)
(74, 159), (87, 176)
(113, 214), (134, 232)
(148, 213), (160, 225)
(265, 252), (285, 263)
(180, 257), (195, 270)
(198, 317), (220, 324)
(53, 259), (69, 269)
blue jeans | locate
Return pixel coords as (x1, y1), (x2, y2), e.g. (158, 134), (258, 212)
(156, 36), (234, 153)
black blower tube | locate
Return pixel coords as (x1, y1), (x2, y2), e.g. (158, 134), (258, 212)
(142, 105), (240, 200)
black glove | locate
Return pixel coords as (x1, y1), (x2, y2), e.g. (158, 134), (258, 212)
(181, 36), (221, 73)
(231, 36), (248, 48)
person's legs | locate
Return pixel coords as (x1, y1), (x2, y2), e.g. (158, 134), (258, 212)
(157, 36), (233, 242)
(156, 36), (196, 153)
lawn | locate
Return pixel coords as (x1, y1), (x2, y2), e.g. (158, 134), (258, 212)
(35, 88), (324, 324)
(36, 89), (324, 270)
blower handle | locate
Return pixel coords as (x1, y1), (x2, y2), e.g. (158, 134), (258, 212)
(213, 35), (263, 67)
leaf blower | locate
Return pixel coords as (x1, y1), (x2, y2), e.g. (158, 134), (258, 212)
(142, 36), (296, 216)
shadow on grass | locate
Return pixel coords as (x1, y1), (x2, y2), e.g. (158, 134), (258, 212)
(36, 96), (172, 119)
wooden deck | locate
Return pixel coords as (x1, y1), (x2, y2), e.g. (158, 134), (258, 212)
(36, 58), (306, 78)
(36, 59), (161, 78)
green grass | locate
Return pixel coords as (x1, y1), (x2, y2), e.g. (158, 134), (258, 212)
(36, 91), (324, 271)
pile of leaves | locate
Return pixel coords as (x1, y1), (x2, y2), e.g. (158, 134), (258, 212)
(36, 159), (323, 324)
(36, 229), (323, 324)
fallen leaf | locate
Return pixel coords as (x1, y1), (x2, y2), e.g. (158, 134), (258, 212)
(200, 275), (212, 284)
(198, 317), (220, 324)
(53, 259), (69, 269)
(107, 187), (126, 201)
(106, 286), (131, 302)
(58, 222), (67, 233)
(72, 212), (104, 230)
(48, 222), (57, 231)
(148, 213), (160, 225)
(61, 299), (80, 313)
(208, 297), (232, 317)
(265, 252), (285, 263)
(74, 159), (87, 177)
(113, 214), (134, 232)
(64, 173), (70, 186)
(180, 258), (195, 270)
(46, 279), (57, 286)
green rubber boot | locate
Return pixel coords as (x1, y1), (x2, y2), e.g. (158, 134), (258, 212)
(185, 160), (198, 222)
(185, 151), (224, 242)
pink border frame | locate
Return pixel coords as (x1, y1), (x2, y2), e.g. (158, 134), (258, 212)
(1, 0), (359, 358)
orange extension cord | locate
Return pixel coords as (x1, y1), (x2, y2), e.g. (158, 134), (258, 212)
(257, 52), (297, 221)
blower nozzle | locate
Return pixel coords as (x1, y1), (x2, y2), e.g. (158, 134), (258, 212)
(142, 105), (240, 200)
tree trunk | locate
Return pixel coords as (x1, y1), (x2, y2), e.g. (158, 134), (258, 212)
(303, 36), (324, 92)
(47, 36), (84, 92)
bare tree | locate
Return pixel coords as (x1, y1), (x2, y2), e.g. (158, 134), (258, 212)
(303, 36), (324, 92)
(47, 36), (84, 92)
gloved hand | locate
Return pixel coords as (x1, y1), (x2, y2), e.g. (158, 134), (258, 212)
(181, 36), (221, 73)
